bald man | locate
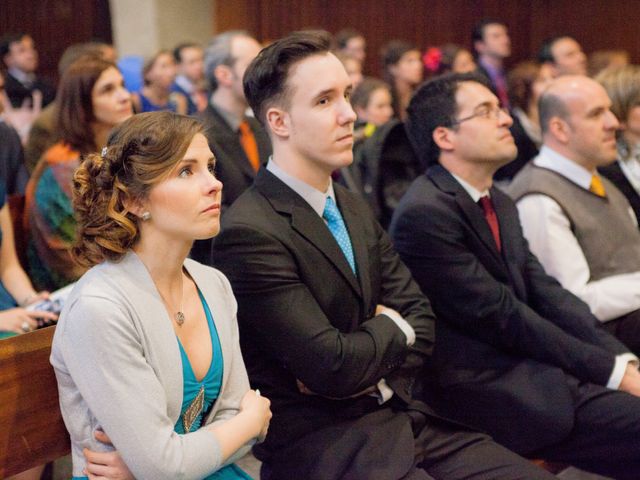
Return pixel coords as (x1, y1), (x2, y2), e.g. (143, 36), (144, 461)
(508, 76), (640, 355)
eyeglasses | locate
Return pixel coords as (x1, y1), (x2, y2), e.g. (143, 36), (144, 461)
(451, 104), (510, 126)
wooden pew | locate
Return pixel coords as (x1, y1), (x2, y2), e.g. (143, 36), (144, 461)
(0, 326), (70, 478)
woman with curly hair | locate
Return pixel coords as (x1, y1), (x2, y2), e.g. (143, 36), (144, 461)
(51, 112), (271, 480)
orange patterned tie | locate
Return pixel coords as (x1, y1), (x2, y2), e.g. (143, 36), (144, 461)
(238, 120), (260, 172)
(589, 175), (606, 197)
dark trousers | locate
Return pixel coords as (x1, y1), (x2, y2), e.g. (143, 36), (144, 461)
(602, 308), (640, 356)
(533, 379), (640, 480)
(261, 406), (555, 480)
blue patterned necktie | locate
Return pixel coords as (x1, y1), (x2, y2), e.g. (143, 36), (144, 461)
(323, 196), (356, 274)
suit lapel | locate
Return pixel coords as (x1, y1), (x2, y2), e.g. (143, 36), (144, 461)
(255, 169), (363, 298)
(429, 165), (506, 265)
(203, 106), (256, 181)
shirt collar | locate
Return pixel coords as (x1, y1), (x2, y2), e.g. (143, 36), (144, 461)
(534, 145), (594, 190)
(267, 157), (335, 217)
(210, 101), (243, 132)
(450, 172), (490, 202)
(8, 67), (35, 85)
(479, 57), (503, 78)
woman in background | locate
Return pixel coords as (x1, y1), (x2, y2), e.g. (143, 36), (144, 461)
(380, 40), (423, 121)
(51, 112), (271, 480)
(423, 43), (476, 77)
(351, 77), (393, 140)
(0, 175), (56, 339)
(597, 65), (640, 224)
(132, 50), (187, 114)
(25, 57), (132, 291)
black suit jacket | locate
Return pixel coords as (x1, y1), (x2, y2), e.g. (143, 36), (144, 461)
(599, 161), (640, 228)
(389, 164), (629, 454)
(198, 104), (271, 209)
(192, 104), (272, 263)
(213, 168), (437, 479)
(4, 72), (56, 109)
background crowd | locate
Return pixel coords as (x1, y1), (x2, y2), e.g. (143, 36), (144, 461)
(3, 15), (640, 480)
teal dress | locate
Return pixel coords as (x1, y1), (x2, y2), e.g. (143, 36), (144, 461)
(73, 291), (252, 480)
(176, 290), (252, 479)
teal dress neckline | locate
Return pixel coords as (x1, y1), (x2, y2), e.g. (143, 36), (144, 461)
(73, 290), (252, 480)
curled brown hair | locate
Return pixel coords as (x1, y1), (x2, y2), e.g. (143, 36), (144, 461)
(72, 111), (203, 267)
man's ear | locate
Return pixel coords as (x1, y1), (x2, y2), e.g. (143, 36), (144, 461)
(433, 125), (455, 152)
(548, 116), (570, 144)
(213, 64), (233, 89)
(265, 106), (290, 139)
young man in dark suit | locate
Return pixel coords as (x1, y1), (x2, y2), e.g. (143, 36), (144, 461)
(390, 72), (640, 479)
(213, 32), (555, 480)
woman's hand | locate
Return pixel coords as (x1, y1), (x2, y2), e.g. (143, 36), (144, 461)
(82, 430), (134, 480)
(0, 307), (56, 334)
(239, 389), (272, 442)
(22, 290), (50, 307)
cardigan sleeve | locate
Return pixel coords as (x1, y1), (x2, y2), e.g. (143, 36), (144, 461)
(59, 293), (226, 480)
(206, 270), (253, 466)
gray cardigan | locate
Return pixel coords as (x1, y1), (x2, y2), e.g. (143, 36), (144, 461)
(50, 251), (252, 479)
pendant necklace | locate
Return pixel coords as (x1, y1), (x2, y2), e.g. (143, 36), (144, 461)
(175, 273), (185, 326)
(159, 272), (186, 327)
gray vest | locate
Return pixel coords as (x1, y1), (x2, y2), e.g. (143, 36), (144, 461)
(506, 163), (640, 282)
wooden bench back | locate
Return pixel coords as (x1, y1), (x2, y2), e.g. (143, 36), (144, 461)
(0, 326), (70, 477)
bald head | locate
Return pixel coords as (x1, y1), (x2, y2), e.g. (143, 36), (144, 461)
(540, 76), (611, 135)
(539, 75), (619, 169)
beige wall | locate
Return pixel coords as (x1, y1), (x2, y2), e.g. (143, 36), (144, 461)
(109, 0), (214, 59)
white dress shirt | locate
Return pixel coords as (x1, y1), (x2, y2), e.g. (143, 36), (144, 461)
(267, 159), (416, 402)
(516, 146), (640, 324)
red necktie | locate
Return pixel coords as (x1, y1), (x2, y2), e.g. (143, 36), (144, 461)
(479, 196), (501, 252)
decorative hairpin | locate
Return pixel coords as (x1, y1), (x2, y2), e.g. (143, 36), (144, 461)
(101, 146), (108, 158)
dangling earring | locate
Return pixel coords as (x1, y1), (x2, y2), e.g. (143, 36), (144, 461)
(141, 211), (151, 221)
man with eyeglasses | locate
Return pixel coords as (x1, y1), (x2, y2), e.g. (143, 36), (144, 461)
(389, 72), (640, 478)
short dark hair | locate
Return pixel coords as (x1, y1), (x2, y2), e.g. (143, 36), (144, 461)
(538, 88), (570, 136)
(335, 29), (363, 50)
(471, 18), (506, 50)
(243, 30), (332, 126)
(173, 42), (201, 63)
(406, 72), (488, 168)
(507, 61), (542, 112)
(538, 35), (573, 64)
(0, 33), (29, 64)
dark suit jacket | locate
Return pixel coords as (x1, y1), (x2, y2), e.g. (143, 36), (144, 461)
(198, 104), (271, 209)
(599, 161), (640, 227)
(213, 168), (437, 479)
(192, 104), (272, 264)
(389, 164), (629, 454)
(4, 72), (56, 109)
